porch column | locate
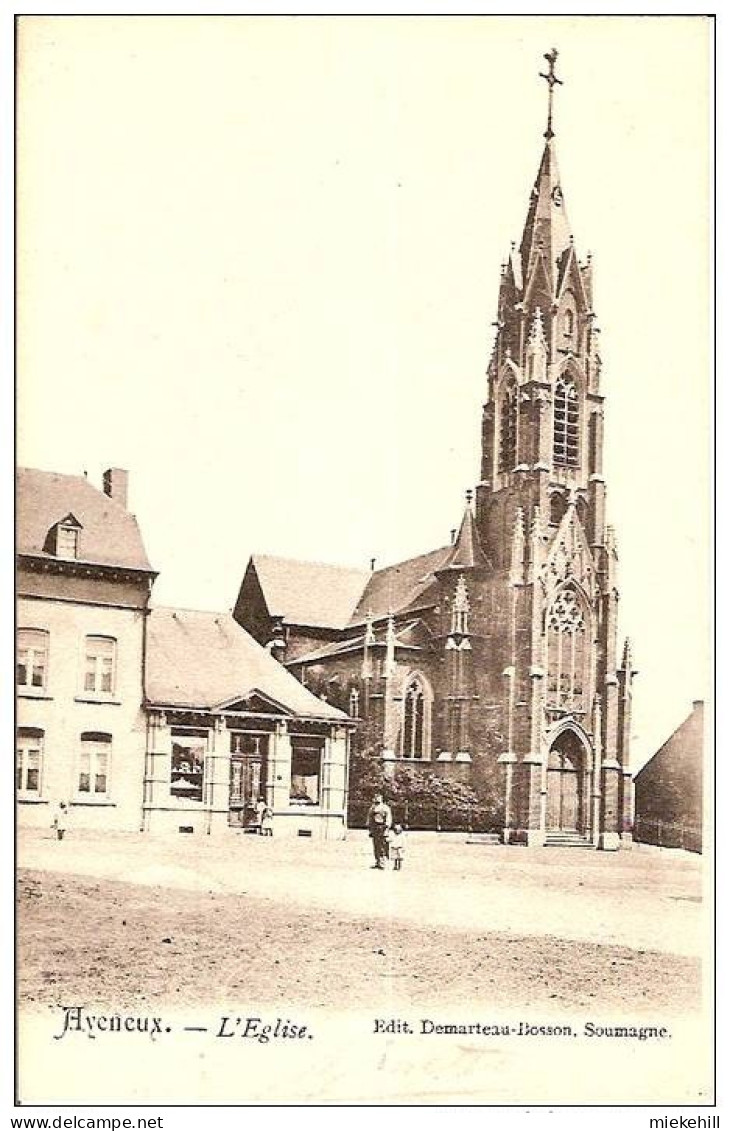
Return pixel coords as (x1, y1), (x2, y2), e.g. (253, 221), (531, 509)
(206, 715), (231, 835)
(270, 720), (292, 812)
(142, 710), (171, 832)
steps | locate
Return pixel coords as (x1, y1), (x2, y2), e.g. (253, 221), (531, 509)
(544, 830), (595, 849)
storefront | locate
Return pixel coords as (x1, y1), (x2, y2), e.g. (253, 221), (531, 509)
(142, 608), (352, 838)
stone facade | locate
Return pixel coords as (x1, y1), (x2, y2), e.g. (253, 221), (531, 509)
(234, 67), (635, 849)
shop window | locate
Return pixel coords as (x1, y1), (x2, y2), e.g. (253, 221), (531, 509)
(290, 736), (323, 805)
(79, 732), (111, 798)
(83, 636), (116, 696)
(17, 728), (44, 796)
(171, 729), (206, 802)
(17, 629), (49, 691)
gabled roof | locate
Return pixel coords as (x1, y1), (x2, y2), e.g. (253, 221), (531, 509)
(17, 468), (153, 572)
(145, 606), (345, 719)
(349, 545), (452, 626)
(248, 554), (370, 631)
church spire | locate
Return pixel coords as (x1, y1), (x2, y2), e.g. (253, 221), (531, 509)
(441, 490), (489, 572)
(519, 50), (573, 288)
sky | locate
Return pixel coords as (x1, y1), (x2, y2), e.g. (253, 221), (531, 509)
(15, 15), (712, 770)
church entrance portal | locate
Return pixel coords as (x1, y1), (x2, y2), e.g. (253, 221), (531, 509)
(546, 731), (585, 833)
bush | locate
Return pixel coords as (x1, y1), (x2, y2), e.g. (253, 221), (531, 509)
(347, 749), (504, 832)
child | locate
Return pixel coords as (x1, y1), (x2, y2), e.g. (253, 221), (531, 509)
(260, 804), (274, 837)
(51, 801), (68, 841)
(389, 824), (406, 871)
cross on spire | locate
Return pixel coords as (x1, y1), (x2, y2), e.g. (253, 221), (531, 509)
(540, 48), (563, 140)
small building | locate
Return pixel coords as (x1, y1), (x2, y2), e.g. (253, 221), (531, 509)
(633, 701), (704, 853)
(16, 467), (156, 830)
(143, 607), (352, 838)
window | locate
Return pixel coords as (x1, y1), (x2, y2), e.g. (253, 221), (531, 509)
(78, 733), (111, 798)
(549, 492), (567, 526)
(17, 629), (49, 691)
(546, 587), (588, 712)
(563, 309), (575, 337)
(401, 676), (431, 760)
(171, 730), (206, 802)
(349, 688), (360, 718)
(553, 375), (580, 467)
(290, 736), (323, 805)
(17, 728), (44, 796)
(499, 380), (518, 472)
(56, 525), (79, 558)
(84, 636), (116, 696)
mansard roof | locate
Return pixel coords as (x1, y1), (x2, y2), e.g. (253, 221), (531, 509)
(16, 467), (153, 572)
(145, 606), (345, 719)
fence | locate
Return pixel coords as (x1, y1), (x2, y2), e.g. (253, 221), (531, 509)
(348, 799), (501, 834)
(633, 815), (702, 854)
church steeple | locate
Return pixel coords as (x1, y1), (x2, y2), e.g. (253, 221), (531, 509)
(518, 50), (572, 292)
(477, 48), (607, 573)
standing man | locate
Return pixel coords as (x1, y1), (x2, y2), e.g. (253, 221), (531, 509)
(366, 792), (392, 869)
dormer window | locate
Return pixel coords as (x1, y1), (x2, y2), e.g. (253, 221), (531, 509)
(56, 525), (78, 558)
(45, 513), (83, 559)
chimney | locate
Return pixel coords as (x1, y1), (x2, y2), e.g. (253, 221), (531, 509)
(370, 557), (376, 571)
(103, 467), (129, 509)
(450, 528), (457, 544)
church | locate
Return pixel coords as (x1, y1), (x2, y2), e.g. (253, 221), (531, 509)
(234, 51), (636, 850)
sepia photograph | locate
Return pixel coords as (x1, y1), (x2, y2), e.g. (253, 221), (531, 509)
(13, 13), (713, 1107)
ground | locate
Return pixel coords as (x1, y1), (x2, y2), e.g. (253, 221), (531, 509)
(17, 827), (704, 1016)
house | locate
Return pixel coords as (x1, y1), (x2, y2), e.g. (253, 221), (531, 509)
(16, 467), (156, 830)
(633, 702), (704, 853)
(234, 52), (637, 848)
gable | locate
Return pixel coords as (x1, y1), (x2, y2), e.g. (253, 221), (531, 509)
(214, 689), (293, 716)
(541, 503), (596, 598)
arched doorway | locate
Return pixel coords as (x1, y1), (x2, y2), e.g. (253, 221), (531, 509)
(546, 730), (585, 833)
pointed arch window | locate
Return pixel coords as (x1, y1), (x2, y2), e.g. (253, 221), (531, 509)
(549, 491), (568, 526)
(553, 375), (579, 467)
(499, 379), (518, 472)
(401, 675), (431, 761)
(546, 587), (589, 712)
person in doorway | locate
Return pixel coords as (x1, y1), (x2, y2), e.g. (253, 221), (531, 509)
(51, 801), (68, 841)
(255, 796), (267, 834)
(389, 824), (406, 871)
(366, 793), (392, 869)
